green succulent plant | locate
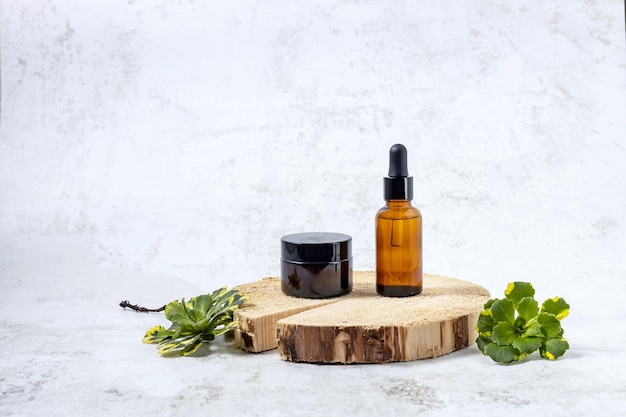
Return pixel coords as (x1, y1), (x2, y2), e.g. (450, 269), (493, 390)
(476, 282), (570, 364)
(143, 287), (247, 357)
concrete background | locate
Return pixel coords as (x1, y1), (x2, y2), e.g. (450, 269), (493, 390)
(1, 1), (625, 416)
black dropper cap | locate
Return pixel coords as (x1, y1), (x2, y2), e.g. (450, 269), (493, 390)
(383, 144), (413, 201)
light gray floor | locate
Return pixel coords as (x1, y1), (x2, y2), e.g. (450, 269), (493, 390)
(1, 265), (624, 416)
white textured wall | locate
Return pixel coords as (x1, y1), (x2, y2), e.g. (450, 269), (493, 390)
(1, 1), (625, 306)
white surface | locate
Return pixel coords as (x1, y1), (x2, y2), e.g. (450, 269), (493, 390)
(1, 1), (625, 416)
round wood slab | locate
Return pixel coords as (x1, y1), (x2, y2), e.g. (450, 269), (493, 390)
(276, 271), (490, 364)
(234, 271), (490, 364)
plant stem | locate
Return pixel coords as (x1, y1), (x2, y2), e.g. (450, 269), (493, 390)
(119, 300), (165, 313)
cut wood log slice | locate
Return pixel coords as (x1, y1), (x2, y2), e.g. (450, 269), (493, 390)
(277, 272), (490, 364)
(234, 271), (490, 364)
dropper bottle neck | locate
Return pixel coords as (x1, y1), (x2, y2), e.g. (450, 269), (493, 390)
(386, 200), (412, 207)
(384, 144), (414, 201)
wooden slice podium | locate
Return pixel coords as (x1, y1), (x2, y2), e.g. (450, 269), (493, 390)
(234, 271), (490, 364)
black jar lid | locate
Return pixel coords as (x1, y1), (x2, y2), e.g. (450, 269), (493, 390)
(281, 232), (352, 263)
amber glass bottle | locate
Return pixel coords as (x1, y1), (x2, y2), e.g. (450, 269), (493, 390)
(376, 144), (423, 297)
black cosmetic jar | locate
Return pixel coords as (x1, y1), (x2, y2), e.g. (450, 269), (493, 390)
(280, 232), (353, 298)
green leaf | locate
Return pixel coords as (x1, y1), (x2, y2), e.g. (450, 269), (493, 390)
(537, 313), (562, 338)
(167, 323), (185, 338)
(206, 289), (247, 320)
(167, 314), (195, 327)
(212, 321), (239, 336)
(206, 289), (247, 319)
(476, 336), (491, 354)
(157, 334), (202, 358)
(181, 339), (205, 357)
(484, 343), (524, 364)
(483, 299), (496, 310)
(541, 297), (570, 320)
(164, 301), (187, 322)
(193, 294), (214, 316)
(180, 298), (192, 319)
(187, 307), (205, 323)
(210, 286), (229, 300)
(491, 322), (518, 346)
(504, 282), (535, 307)
(517, 296), (539, 321)
(490, 298), (515, 325)
(142, 325), (172, 344)
(522, 320), (543, 337)
(205, 288), (229, 314)
(476, 311), (496, 337)
(512, 336), (543, 354)
(513, 316), (527, 332)
(540, 338), (569, 360)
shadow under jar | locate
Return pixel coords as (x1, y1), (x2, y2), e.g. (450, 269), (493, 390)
(280, 232), (353, 299)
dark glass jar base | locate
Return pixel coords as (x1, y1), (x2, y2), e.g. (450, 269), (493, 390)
(281, 282), (352, 299)
(376, 284), (422, 297)
(281, 260), (353, 299)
